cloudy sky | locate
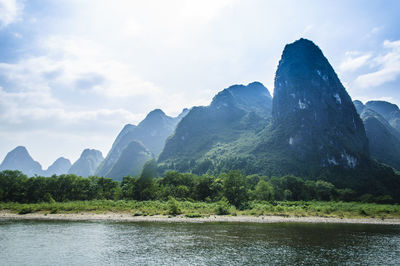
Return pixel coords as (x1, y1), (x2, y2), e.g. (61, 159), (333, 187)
(0, 0), (400, 168)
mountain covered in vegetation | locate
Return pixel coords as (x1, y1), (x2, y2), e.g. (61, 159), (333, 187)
(364, 101), (400, 133)
(156, 38), (400, 198)
(0, 146), (43, 176)
(95, 108), (188, 179)
(158, 82), (272, 174)
(159, 39), (370, 177)
(3, 38), (400, 202)
(355, 100), (400, 170)
(104, 141), (153, 181)
(68, 149), (104, 177)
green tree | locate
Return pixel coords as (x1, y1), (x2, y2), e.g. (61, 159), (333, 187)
(314, 180), (336, 201)
(0, 170), (28, 202)
(121, 176), (137, 199)
(194, 174), (215, 201)
(336, 188), (356, 201)
(283, 189), (293, 201)
(281, 175), (305, 200)
(136, 161), (159, 200)
(140, 159), (158, 180)
(223, 170), (248, 208)
(253, 180), (274, 201)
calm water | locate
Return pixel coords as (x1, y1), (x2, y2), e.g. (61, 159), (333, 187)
(0, 220), (400, 265)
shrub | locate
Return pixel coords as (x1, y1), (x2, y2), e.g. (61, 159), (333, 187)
(167, 196), (181, 216)
(359, 194), (374, 203)
(43, 193), (56, 203)
(18, 207), (33, 215)
(374, 195), (393, 204)
(215, 198), (231, 215)
(185, 213), (202, 218)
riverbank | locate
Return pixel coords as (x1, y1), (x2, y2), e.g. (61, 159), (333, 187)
(1, 210), (400, 224)
(2, 200), (400, 221)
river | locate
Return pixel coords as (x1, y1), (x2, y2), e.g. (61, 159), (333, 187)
(1, 220), (399, 265)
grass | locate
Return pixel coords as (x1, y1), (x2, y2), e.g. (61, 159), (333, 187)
(1, 200), (400, 219)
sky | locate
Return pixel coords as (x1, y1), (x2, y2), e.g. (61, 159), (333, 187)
(0, 0), (400, 168)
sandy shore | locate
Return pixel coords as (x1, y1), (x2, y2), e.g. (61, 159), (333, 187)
(1, 211), (400, 225)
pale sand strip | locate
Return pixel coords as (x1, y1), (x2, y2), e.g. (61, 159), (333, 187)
(1, 211), (400, 225)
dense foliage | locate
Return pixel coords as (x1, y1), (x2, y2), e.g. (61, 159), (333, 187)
(0, 169), (396, 207)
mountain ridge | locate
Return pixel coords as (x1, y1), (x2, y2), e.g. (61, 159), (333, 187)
(95, 108), (188, 179)
(158, 81), (272, 173)
(0, 146), (44, 176)
(69, 149), (104, 177)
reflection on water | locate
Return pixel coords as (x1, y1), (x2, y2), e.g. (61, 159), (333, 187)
(0, 220), (400, 265)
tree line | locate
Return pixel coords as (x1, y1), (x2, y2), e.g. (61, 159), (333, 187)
(1, 164), (395, 207)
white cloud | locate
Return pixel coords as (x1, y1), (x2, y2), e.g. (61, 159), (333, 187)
(354, 40), (400, 88)
(0, 32), (193, 165)
(0, 0), (22, 27)
(0, 35), (162, 98)
(41, 36), (162, 98)
(0, 86), (141, 128)
(0, 84), (146, 166)
(339, 52), (371, 72)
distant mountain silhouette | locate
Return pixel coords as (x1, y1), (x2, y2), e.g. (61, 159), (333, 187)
(0, 146), (44, 176)
(355, 100), (400, 170)
(105, 140), (153, 181)
(96, 108), (188, 179)
(365, 101), (400, 133)
(69, 149), (104, 177)
(45, 157), (71, 176)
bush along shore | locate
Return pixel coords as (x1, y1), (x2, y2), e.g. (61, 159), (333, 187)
(1, 169), (400, 220)
(1, 200), (400, 220)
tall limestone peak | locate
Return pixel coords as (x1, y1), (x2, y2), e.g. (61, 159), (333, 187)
(365, 100), (400, 133)
(365, 101), (399, 119)
(360, 109), (400, 170)
(45, 157), (71, 176)
(96, 108), (187, 179)
(105, 140), (153, 181)
(265, 38), (369, 172)
(176, 108), (190, 120)
(0, 146), (43, 176)
(138, 109), (173, 129)
(158, 82), (272, 173)
(211, 82), (272, 116)
(68, 149), (103, 177)
(352, 100), (400, 170)
(353, 100), (365, 114)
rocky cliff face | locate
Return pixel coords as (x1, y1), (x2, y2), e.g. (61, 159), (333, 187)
(0, 146), (43, 176)
(68, 149), (103, 177)
(256, 38), (369, 176)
